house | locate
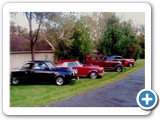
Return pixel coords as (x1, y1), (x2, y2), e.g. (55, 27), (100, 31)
(10, 35), (55, 69)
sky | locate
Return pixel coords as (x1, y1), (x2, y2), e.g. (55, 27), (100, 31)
(116, 12), (145, 25)
(13, 12), (38, 30)
(13, 12), (145, 30)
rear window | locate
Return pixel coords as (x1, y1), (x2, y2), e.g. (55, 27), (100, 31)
(91, 56), (97, 61)
(20, 63), (33, 70)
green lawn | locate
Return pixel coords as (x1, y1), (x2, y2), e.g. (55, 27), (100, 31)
(10, 59), (144, 107)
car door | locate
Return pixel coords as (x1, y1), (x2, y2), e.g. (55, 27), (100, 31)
(67, 62), (86, 76)
(32, 63), (51, 83)
(97, 56), (107, 67)
(105, 56), (118, 69)
(90, 56), (99, 66)
(18, 63), (33, 83)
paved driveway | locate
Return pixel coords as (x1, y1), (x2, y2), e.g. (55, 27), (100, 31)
(44, 66), (145, 107)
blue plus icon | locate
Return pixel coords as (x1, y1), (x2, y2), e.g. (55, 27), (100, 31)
(137, 89), (158, 110)
(142, 93), (153, 105)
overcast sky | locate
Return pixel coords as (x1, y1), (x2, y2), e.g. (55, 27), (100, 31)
(13, 12), (145, 30)
(116, 12), (145, 25)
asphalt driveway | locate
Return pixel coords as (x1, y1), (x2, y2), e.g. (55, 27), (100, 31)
(44, 66), (145, 107)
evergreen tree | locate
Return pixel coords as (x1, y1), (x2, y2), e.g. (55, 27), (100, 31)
(69, 19), (94, 60)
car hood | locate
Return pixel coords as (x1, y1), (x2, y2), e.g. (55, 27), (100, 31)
(10, 67), (74, 73)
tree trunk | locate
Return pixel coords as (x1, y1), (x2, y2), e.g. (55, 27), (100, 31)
(25, 12), (44, 60)
(31, 42), (35, 60)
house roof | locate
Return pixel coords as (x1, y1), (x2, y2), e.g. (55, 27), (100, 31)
(10, 35), (54, 52)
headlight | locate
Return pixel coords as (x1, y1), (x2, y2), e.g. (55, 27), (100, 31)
(69, 67), (73, 69)
(118, 61), (122, 64)
(74, 69), (78, 74)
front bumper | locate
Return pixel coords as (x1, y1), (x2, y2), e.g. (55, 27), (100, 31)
(99, 69), (105, 76)
(65, 75), (79, 82)
(69, 76), (79, 81)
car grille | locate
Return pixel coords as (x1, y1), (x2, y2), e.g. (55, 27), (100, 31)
(72, 72), (75, 76)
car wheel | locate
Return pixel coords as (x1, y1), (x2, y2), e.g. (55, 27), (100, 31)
(89, 72), (98, 79)
(115, 66), (122, 72)
(129, 63), (133, 67)
(56, 77), (64, 86)
(11, 78), (20, 85)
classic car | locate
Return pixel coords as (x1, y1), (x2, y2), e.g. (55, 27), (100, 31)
(10, 60), (78, 86)
(86, 54), (124, 72)
(56, 60), (104, 79)
(107, 55), (135, 67)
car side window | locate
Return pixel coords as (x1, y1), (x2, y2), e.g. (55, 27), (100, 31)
(98, 57), (105, 61)
(115, 57), (123, 60)
(33, 63), (48, 70)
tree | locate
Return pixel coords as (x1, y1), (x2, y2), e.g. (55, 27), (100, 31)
(69, 19), (94, 61)
(41, 12), (75, 61)
(98, 14), (141, 60)
(10, 24), (28, 35)
(25, 12), (46, 60)
(136, 25), (145, 58)
(98, 13), (121, 55)
(82, 12), (111, 48)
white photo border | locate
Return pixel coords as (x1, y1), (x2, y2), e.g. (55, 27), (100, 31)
(3, 2), (151, 115)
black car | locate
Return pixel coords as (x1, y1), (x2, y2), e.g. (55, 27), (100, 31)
(10, 60), (78, 86)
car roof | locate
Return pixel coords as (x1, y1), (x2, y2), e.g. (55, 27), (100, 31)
(25, 60), (51, 64)
(107, 55), (122, 57)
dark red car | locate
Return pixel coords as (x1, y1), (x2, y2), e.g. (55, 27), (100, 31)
(107, 55), (135, 67)
(56, 60), (104, 79)
(86, 54), (123, 72)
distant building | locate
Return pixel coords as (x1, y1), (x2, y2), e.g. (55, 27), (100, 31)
(10, 35), (55, 69)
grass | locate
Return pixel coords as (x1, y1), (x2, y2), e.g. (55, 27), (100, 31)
(10, 59), (144, 107)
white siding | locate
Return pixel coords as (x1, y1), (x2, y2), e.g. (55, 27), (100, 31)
(10, 53), (54, 70)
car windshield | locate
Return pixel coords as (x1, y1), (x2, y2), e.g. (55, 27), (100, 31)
(67, 61), (82, 67)
(75, 61), (82, 66)
(106, 56), (113, 60)
(45, 61), (56, 69)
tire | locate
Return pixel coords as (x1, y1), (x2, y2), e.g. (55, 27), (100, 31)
(115, 66), (122, 72)
(55, 77), (64, 86)
(11, 78), (20, 85)
(89, 72), (98, 79)
(129, 63), (133, 67)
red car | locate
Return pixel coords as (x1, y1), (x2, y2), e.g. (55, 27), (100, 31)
(107, 55), (135, 67)
(56, 60), (104, 79)
(86, 54), (124, 72)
